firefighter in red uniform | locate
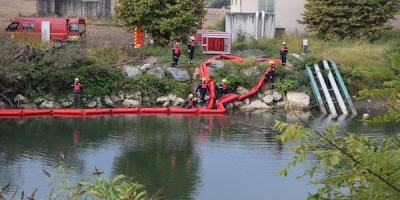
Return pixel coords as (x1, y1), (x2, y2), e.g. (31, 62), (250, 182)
(185, 94), (197, 109)
(265, 61), (276, 90)
(195, 77), (211, 107)
(187, 36), (196, 63)
(172, 42), (180, 67)
(280, 42), (288, 66)
(69, 78), (83, 108)
(218, 79), (228, 98)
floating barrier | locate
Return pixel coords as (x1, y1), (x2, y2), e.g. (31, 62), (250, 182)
(0, 54), (281, 119)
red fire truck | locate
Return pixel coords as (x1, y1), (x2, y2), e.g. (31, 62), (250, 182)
(4, 17), (86, 42)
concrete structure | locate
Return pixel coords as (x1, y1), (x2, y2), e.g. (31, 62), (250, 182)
(226, 12), (275, 41)
(37, 0), (116, 20)
(227, 0), (307, 40)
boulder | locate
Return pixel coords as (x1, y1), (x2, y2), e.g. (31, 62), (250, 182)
(39, 100), (61, 109)
(192, 68), (200, 80)
(20, 104), (36, 109)
(123, 99), (141, 108)
(0, 100), (6, 108)
(162, 101), (170, 108)
(104, 95), (114, 107)
(166, 68), (191, 82)
(140, 63), (153, 72)
(156, 94), (177, 104)
(147, 67), (164, 80)
(125, 91), (142, 100)
(144, 56), (161, 65)
(286, 92), (310, 108)
(233, 101), (245, 108)
(244, 98), (250, 105)
(226, 103), (234, 110)
(122, 65), (142, 78)
(60, 99), (73, 108)
(14, 94), (29, 104)
(173, 98), (185, 107)
(262, 95), (274, 105)
(33, 98), (45, 105)
(242, 66), (260, 77)
(86, 101), (98, 108)
(44, 94), (55, 101)
(236, 86), (250, 95)
(276, 102), (286, 109)
(207, 67), (216, 77)
(273, 91), (283, 102)
(234, 49), (266, 58)
(211, 60), (229, 69)
(240, 100), (272, 111)
(111, 91), (125, 103)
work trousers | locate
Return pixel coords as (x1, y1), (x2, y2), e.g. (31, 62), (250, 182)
(73, 92), (81, 108)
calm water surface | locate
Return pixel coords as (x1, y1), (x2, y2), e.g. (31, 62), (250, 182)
(0, 110), (399, 200)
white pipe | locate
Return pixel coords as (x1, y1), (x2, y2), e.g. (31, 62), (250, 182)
(255, 11), (259, 39)
(261, 10), (265, 37)
(322, 60), (348, 114)
(314, 63), (337, 117)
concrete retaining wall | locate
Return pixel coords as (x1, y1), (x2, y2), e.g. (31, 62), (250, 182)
(37, 0), (114, 20)
(226, 12), (275, 41)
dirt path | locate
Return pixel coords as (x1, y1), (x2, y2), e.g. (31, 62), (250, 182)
(0, 0), (36, 28)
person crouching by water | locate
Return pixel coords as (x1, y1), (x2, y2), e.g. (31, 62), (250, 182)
(265, 61), (276, 90)
(218, 79), (227, 99)
(196, 77), (211, 107)
(69, 78), (83, 108)
(185, 94), (197, 109)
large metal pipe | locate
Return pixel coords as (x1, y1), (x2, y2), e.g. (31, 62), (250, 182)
(261, 10), (265, 37)
(322, 60), (348, 114)
(314, 63), (337, 117)
(255, 11), (259, 39)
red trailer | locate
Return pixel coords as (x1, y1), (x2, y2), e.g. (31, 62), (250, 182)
(193, 30), (232, 55)
(3, 17), (86, 42)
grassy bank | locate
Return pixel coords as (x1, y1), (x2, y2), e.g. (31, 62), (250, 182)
(1, 28), (399, 103)
(231, 29), (400, 94)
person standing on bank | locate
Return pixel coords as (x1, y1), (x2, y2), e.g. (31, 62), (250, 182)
(265, 61), (276, 90)
(187, 36), (196, 63)
(196, 77), (211, 107)
(218, 79), (228, 98)
(172, 42), (180, 67)
(69, 78), (83, 108)
(280, 42), (288, 66)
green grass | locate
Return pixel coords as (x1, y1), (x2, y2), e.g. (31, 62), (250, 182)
(85, 18), (119, 27)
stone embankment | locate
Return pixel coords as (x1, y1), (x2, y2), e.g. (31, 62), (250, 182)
(0, 57), (311, 111)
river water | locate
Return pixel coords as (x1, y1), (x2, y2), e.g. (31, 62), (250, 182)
(0, 110), (399, 200)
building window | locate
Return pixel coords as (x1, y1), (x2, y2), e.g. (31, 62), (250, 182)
(23, 23), (35, 30)
(266, 0), (275, 14)
(258, 0), (275, 14)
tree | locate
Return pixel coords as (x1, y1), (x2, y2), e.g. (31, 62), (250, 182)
(115, 0), (207, 45)
(210, 0), (230, 8)
(299, 0), (399, 41)
(276, 53), (400, 199)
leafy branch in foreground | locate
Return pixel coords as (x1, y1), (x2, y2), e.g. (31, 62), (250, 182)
(0, 153), (165, 200)
(275, 111), (400, 199)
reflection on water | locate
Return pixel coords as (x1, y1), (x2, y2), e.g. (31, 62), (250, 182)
(0, 110), (399, 200)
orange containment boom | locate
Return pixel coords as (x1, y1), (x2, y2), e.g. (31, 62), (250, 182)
(0, 55), (281, 118)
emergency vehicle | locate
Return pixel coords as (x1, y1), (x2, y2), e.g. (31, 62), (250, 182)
(4, 17), (86, 42)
